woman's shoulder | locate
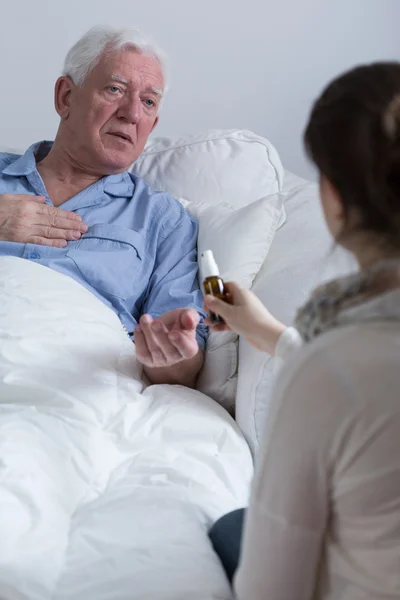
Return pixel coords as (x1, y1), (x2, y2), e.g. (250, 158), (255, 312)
(275, 321), (400, 414)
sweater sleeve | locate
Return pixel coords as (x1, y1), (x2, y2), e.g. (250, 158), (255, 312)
(275, 326), (303, 360)
(273, 326), (304, 376)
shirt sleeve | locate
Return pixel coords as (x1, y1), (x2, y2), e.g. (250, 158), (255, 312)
(142, 203), (208, 350)
(234, 347), (345, 600)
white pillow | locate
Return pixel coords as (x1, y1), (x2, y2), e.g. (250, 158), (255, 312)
(235, 171), (356, 458)
(132, 130), (285, 412)
(132, 129), (284, 208)
(180, 195), (284, 412)
(181, 196), (283, 287)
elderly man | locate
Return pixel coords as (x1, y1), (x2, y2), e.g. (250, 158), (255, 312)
(0, 26), (207, 387)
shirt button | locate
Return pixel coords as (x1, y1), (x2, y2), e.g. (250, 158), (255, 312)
(28, 251), (41, 259)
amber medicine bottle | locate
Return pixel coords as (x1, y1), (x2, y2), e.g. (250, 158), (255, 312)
(201, 250), (227, 325)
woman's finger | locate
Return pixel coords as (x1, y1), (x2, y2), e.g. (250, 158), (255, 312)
(209, 324), (231, 332)
(204, 294), (233, 320)
(204, 317), (231, 332)
(223, 281), (243, 297)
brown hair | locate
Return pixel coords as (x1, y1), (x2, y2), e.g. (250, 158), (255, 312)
(304, 62), (400, 250)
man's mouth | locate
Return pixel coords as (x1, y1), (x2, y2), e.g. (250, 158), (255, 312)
(108, 132), (133, 144)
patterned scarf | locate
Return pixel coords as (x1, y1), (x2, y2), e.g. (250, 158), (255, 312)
(295, 259), (400, 343)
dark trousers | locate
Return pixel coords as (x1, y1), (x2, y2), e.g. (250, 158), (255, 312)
(209, 508), (246, 583)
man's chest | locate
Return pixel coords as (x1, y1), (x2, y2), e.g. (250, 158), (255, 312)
(0, 172), (159, 303)
(60, 220), (154, 301)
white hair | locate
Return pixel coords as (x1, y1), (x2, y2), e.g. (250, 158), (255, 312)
(62, 25), (169, 92)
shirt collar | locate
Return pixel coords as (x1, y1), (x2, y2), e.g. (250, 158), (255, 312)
(1, 141), (51, 176)
(103, 171), (134, 198)
(1, 140), (135, 199)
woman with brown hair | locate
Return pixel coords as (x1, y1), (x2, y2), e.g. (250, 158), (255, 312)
(206, 62), (400, 599)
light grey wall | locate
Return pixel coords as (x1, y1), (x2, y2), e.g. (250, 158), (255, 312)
(1, 0), (399, 178)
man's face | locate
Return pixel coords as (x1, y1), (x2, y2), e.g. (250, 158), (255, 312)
(59, 49), (164, 174)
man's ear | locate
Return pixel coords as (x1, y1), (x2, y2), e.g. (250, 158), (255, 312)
(54, 76), (75, 119)
(151, 115), (159, 132)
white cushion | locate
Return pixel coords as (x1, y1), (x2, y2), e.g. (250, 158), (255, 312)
(132, 129), (284, 207)
(235, 171), (356, 458)
(181, 196), (283, 288)
(180, 195), (284, 411)
(132, 130), (285, 412)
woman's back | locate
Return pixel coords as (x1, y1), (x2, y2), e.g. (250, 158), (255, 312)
(313, 322), (400, 599)
(236, 291), (400, 600)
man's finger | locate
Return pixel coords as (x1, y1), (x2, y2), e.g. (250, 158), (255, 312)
(26, 224), (81, 242)
(45, 204), (83, 224)
(150, 321), (183, 363)
(29, 196), (47, 204)
(134, 326), (153, 364)
(168, 331), (199, 360)
(179, 308), (200, 331)
(28, 236), (68, 248)
(1, 193), (46, 203)
(33, 213), (87, 233)
(139, 316), (168, 365)
(36, 204), (83, 223)
(34, 225), (82, 241)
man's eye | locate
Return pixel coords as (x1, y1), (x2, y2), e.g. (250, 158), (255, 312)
(144, 98), (156, 107)
(106, 86), (121, 94)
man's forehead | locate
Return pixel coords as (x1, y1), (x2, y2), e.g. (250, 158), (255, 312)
(97, 49), (164, 88)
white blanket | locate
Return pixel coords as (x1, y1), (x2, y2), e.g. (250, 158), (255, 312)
(0, 257), (253, 600)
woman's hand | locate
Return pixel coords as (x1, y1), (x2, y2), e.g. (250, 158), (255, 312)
(204, 282), (287, 355)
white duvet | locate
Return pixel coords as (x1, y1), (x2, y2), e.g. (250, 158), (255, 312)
(0, 257), (253, 600)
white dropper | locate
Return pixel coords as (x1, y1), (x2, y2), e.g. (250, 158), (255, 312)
(201, 250), (220, 278)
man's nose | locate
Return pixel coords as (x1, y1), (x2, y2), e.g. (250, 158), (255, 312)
(117, 94), (142, 124)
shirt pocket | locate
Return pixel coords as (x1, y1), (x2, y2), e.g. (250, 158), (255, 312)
(66, 224), (143, 300)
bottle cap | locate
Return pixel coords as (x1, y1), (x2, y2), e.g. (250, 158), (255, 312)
(201, 250), (220, 278)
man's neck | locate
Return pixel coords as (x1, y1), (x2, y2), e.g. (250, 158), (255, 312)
(37, 141), (102, 207)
